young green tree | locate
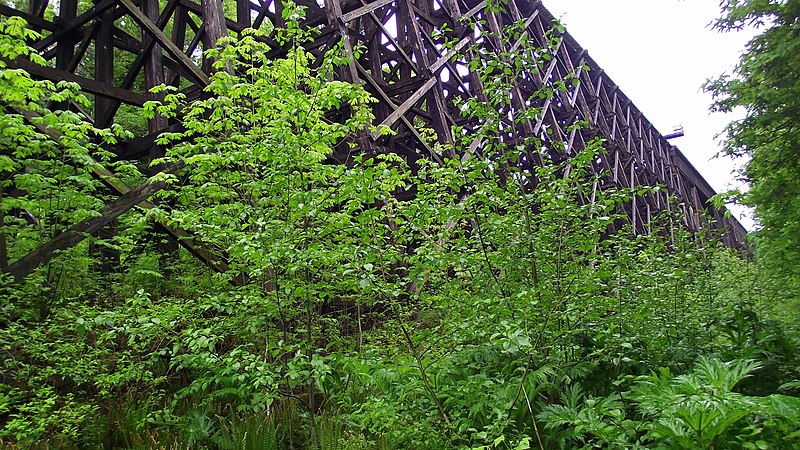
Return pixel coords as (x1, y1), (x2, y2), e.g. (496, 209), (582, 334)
(705, 0), (800, 310)
(0, 16), (136, 314)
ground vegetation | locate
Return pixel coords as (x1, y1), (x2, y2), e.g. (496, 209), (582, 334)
(0, 2), (798, 448)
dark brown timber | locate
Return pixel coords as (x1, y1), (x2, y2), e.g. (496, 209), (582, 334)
(2, 165), (181, 282)
(0, 0), (747, 278)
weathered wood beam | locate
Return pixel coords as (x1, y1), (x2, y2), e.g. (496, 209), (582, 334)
(8, 58), (153, 106)
(116, 124), (182, 160)
(342, 0), (396, 22)
(201, 0), (227, 72)
(94, 0), (116, 125)
(36, 0), (115, 53)
(54, 0), (78, 72)
(171, 3), (188, 80)
(237, 0), (251, 28)
(144, 0), (169, 139)
(15, 108), (232, 276)
(2, 164), (182, 282)
(324, 0), (360, 83)
(66, 22), (99, 72)
(28, 0), (48, 18)
(0, 5), (55, 31)
(119, 0), (210, 86)
(355, 61), (440, 163)
(178, 0), (268, 35)
(95, 0), (180, 128)
(401, 0), (452, 144)
(372, 75), (437, 139)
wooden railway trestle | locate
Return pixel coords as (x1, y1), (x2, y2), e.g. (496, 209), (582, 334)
(0, 0), (746, 281)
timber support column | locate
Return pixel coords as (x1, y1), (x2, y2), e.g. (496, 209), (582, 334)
(91, 0), (121, 272)
(27, 0), (48, 33)
(94, 0), (115, 125)
(55, 0), (77, 75)
(237, 0), (251, 30)
(324, 0), (370, 153)
(202, 0), (228, 72)
(143, 0), (168, 141)
(144, 0), (177, 256)
(55, 0), (76, 70)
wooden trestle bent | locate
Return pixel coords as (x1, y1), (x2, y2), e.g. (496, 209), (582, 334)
(0, 0), (746, 281)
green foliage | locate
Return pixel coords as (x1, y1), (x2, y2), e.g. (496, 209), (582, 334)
(538, 384), (640, 449)
(0, 15), (140, 319)
(0, 4), (798, 449)
(540, 357), (800, 449)
(631, 358), (762, 448)
(705, 0), (800, 316)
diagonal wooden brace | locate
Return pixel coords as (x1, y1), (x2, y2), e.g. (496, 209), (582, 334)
(119, 0), (210, 86)
(8, 108), (233, 282)
(3, 164), (180, 282)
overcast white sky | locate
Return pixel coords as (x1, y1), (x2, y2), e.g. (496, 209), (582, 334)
(542, 0), (756, 228)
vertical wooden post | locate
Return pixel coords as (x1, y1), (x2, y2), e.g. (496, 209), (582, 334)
(170, 5), (188, 88)
(410, 0), (451, 145)
(366, 16), (386, 123)
(324, 0), (359, 82)
(325, 0), (370, 153)
(237, 0), (251, 29)
(94, 0), (115, 124)
(28, 0), (48, 17)
(144, 0), (168, 141)
(144, 0), (178, 257)
(27, 0), (48, 33)
(395, 0), (411, 88)
(55, 0), (77, 71)
(94, 0), (120, 272)
(202, 0), (228, 72)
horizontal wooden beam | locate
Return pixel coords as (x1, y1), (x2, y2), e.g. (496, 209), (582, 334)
(8, 58), (153, 106)
(0, 5), (57, 31)
(342, 0), (395, 23)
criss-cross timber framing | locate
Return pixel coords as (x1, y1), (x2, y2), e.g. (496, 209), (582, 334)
(0, 0), (747, 280)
